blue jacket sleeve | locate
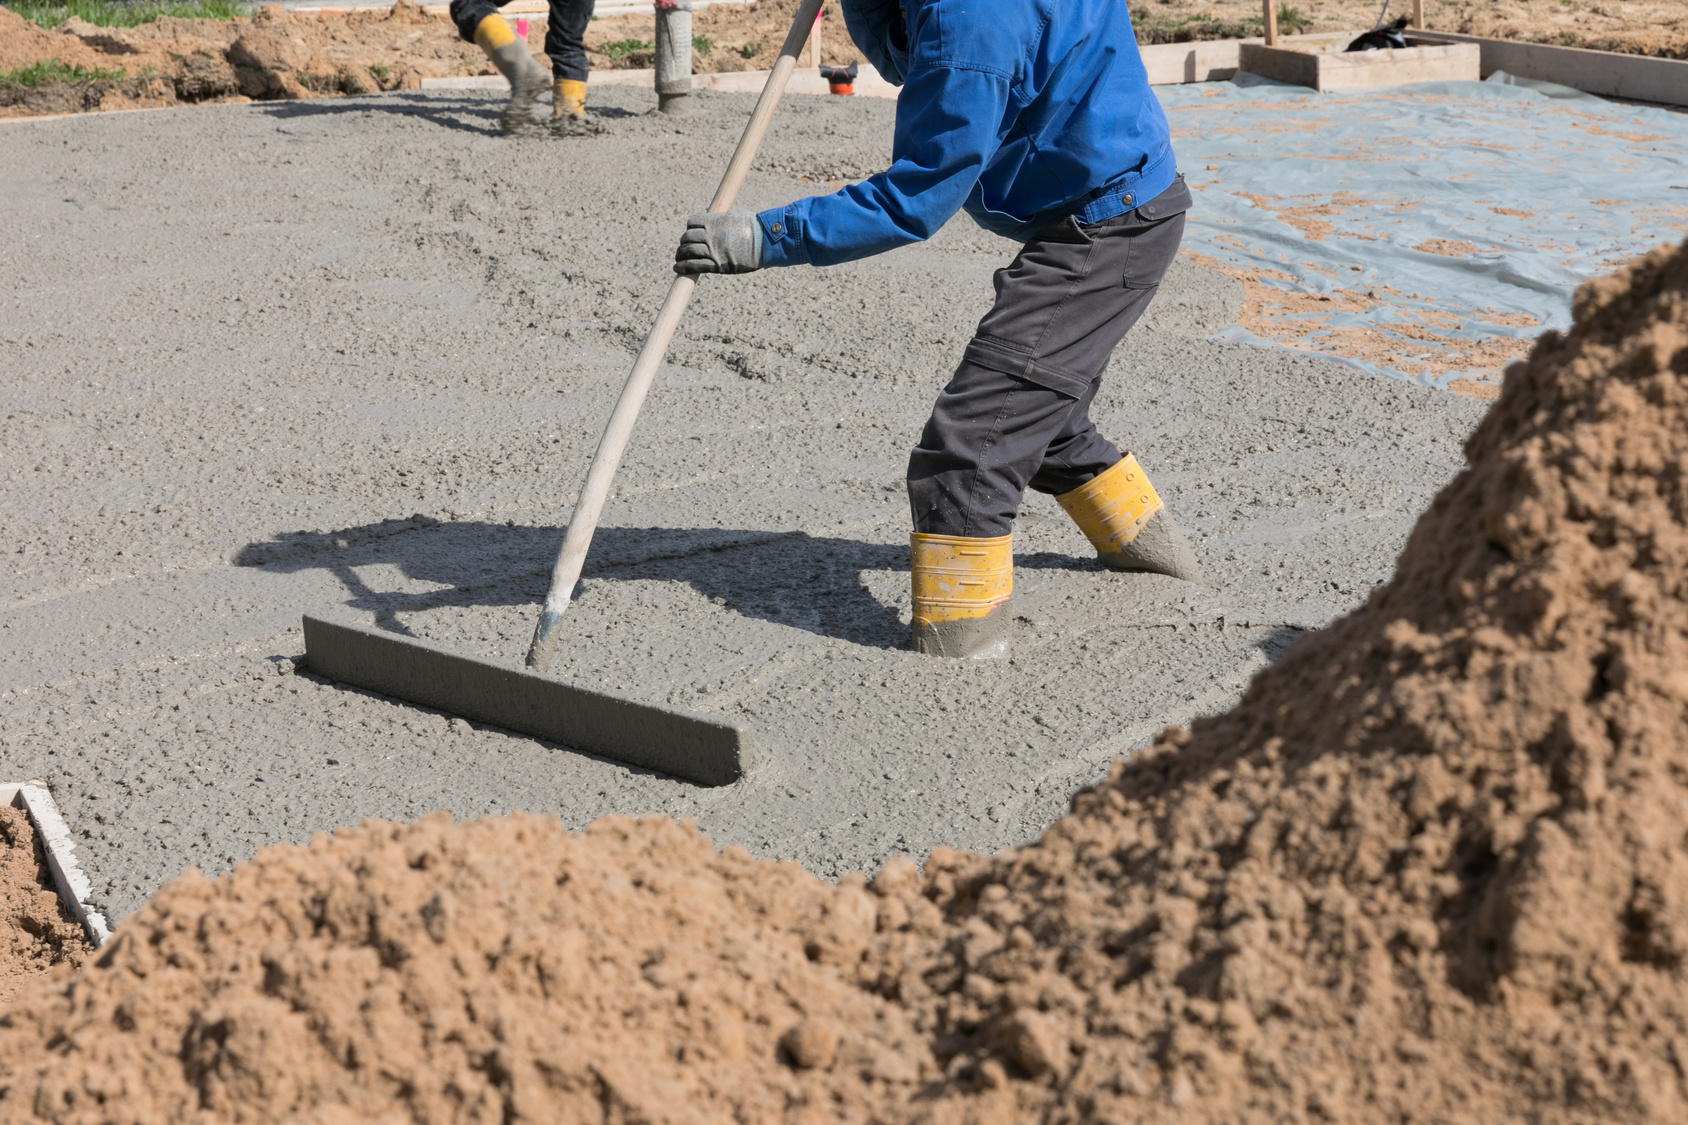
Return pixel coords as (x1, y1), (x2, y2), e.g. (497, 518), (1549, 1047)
(755, 65), (1011, 269)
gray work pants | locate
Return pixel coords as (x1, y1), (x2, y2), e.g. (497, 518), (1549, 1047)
(449, 0), (595, 82)
(907, 177), (1190, 538)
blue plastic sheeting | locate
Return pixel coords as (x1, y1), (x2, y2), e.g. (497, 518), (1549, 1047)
(1156, 77), (1688, 392)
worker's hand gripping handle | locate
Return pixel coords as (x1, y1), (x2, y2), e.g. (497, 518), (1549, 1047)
(526, 0), (825, 673)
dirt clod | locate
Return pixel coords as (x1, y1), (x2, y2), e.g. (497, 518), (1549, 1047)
(779, 1019), (840, 1070)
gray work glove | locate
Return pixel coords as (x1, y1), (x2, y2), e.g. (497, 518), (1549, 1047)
(674, 211), (763, 275)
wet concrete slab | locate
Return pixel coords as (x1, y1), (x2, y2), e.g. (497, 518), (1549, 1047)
(0, 86), (1487, 921)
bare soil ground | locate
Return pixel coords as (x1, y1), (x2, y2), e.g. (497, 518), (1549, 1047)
(1138, 0), (1686, 58)
(0, 1), (488, 118)
(1, 0), (1678, 120)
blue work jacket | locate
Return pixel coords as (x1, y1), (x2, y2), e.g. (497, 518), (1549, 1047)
(756, 0), (1177, 268)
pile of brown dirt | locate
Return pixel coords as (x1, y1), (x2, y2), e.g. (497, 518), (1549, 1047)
(0, 813), (930, 1121)
(0, 805), (92, 1008)
(1, 237), (1686, 1120)
(0, 2), (486, 119)
(868, 234), (1688, 1122)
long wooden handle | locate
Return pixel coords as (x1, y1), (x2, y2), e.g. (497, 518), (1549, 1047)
(527, 0), (825, 672)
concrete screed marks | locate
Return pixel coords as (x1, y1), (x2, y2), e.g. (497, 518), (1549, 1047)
(1, 86), (1482, 926)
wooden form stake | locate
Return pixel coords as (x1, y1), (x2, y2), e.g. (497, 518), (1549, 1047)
(1410, 0), (1425, 27)
(1262, 0), (1277, 46)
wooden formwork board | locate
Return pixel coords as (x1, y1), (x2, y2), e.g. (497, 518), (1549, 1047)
(1, 781), (111, 946)
(1239, 38), (1480, 92)
(1138, 31), (1353, 86)
(1410, 30), (1688, 108)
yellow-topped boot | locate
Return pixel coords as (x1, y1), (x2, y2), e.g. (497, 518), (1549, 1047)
(473, 14), (548, 135)
(1056, 453), (1203, 582)
(553, 78), (586, 122)
(910, 532), (1013, 658)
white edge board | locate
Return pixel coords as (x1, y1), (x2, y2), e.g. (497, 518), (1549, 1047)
(1, 781), (112, 947)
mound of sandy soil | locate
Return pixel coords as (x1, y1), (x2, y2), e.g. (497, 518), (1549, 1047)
(0, 806), (92, 1008)
(1, 237), (1686, 1121)
(0, 813), (929, 1121)
(874, 235), (1688, 1122)
(0, 2), (485, 119)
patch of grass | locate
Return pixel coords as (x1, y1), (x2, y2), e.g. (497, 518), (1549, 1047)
(739, 36), (765, 58)
(369, 63), (390, 81)
(602, 37), (653, 63)
(692, 33), (712, 56)
(1276, 6), (1313, 34)
(0, 57), (126, 86)
(11, 0), (253, 30)
(1135, 13), (1268, 46)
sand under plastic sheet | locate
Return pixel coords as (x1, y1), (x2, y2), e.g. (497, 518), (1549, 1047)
(1161, 77), (1688, 394)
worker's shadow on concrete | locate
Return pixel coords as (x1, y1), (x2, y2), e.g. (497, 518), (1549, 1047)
(259, 94), (642, 136)
(235, 517), (961, 651)
(259, 94), (492, 135)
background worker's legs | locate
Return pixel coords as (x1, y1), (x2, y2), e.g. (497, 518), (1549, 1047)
(544, 0), (595, 82)
(545, 0), (595, 120)
(447, 0), (549, 133)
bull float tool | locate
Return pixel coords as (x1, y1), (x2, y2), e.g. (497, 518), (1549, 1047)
(302, 0), (826, 787)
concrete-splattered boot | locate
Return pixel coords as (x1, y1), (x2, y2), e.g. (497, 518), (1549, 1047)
(552, 77), (586, 123)
(549, 76), (603, 135)
(1056, 453), (1203, 582)
(910, 532), (1013, 658)
(474, 14), (548, 134)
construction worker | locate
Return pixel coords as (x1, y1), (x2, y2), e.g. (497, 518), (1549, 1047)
(448, 0), (594, 134)
(674, 0), (1201, 658)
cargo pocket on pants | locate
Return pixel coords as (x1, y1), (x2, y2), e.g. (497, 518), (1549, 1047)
(1121, 211), (1186, 290)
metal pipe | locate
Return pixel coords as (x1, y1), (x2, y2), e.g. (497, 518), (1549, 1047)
(654, 0), (693, 114)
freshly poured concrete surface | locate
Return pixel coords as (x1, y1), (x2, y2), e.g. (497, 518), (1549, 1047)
(0, 88), (1487, 922)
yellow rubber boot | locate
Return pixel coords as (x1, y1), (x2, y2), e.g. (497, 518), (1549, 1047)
(1056, 453), (1203, 582)
(553, 78), (587, 122)
(910, 532), (1013, 658)
(474, 14), (548, 134)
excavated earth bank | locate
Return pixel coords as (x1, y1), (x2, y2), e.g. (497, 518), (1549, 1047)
(0, 807), (91, 1009)
(2, 239), (1684, 1122)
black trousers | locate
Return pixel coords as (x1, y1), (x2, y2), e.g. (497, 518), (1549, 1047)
(906, 177), (1190, 538)
(449, 0), (596, 82)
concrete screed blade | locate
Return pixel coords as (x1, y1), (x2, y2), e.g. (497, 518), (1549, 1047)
(302, 614), (754, 786)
